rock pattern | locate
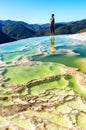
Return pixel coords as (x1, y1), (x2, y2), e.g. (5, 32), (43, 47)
(0, 88), (86, 130)
(0, 59), (86, 130)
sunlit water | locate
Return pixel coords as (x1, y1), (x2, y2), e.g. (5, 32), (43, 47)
(0, 35), (86, 72)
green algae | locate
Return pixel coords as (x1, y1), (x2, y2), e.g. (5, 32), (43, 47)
(56, 104), (72, 114)
(77, 113), (86, 130)
(0, 100), (13, 106)
(68, 76), (86, 99)
(12, 117), (33, 130)
(4, 64), (63, 85)
(66, 97), (86, 112)
(27, 110), (69, 128)
(32, 54), (86, 73)
(30, 77), (68, 95)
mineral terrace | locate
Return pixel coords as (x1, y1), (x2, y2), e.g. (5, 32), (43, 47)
(0, 56), (86, 130)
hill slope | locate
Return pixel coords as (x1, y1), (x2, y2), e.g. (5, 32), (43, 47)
(0, 19), (86, 44)
(0, 27), (15, 44)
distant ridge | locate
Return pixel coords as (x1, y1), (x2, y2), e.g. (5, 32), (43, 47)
(0, 19), (86, 44)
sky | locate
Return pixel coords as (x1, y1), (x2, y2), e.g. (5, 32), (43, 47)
(0, 0), (86, 24)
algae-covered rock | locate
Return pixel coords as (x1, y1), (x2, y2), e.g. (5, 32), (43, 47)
(0, 61), (86, 130)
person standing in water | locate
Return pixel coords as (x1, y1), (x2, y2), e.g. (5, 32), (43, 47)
(50, 14), (55, 36)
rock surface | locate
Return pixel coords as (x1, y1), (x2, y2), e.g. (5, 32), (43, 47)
(67, 32), (86, 42)
(0, 59), (86, 130)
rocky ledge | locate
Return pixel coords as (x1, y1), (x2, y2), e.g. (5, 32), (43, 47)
(0, 58), (86, 130)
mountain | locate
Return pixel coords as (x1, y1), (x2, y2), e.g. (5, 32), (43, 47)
(2, 22), (35, 40)
(78, 28), (86, 33)
(0, 27), (15, 44)
(0, 19), (86, 44)
(42, 20), (86, 36)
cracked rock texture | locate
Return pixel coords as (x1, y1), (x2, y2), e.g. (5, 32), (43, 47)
(0, 60), (86, 130)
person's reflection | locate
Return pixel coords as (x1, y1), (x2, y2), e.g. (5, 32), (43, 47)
(50, 36), (56, 54)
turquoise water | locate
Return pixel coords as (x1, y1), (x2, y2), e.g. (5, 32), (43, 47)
(0, 35), (86, 71)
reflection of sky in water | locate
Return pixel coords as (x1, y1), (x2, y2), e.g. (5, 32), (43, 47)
(0, 35), (86, 59)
